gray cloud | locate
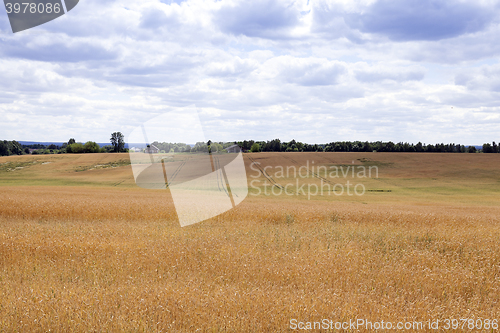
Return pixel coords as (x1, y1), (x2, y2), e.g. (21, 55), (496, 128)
(140, 7), (170, 30)
(345, 0), (496, 41)
(0, 37), (118, 63)
(215, 0), (302, 39)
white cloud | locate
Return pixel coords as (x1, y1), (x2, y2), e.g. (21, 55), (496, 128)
(0, 0), (499, 144)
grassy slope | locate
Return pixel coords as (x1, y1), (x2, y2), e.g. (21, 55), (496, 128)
(0, 153), (134, 187)
(246, 152), (500, 206)
(1, 152), (499, 203)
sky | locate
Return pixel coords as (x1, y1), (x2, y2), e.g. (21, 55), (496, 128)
(0, 0), (499, 145)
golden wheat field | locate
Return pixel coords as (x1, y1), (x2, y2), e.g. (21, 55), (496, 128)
(1, 152), (500, 332)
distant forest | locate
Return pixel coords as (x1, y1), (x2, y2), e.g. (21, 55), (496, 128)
(1, 137), (500, 157)
(235, 139), (499, 154)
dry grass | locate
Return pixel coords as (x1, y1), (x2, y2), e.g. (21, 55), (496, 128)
(1, 153), (500, 332)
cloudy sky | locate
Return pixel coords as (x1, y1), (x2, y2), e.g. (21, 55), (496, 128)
(1, 0), (499, 145)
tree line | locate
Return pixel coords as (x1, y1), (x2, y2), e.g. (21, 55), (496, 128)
(0, 132), (126, 156)
(237, 139), (499, 153)
(1, 135), (499, 157)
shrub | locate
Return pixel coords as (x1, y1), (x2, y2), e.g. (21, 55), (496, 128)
(84, 141), (100, 153)
(67, 143), (84, 154)
(250, 143), (260, 153)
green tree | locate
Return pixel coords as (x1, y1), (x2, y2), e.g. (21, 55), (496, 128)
(67, 143), (84, 153)
(483, 143), (493, 153)
(68, 138), (76, 145)
(100, 145), (114, 153)
(210, 142), (223, 153)
(250, 143), (260, 152)
(84, 141), (100, 153)
(110, 132), (125, 152)
(9, 140), (23, 155)
(0, 141), (10, 156)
